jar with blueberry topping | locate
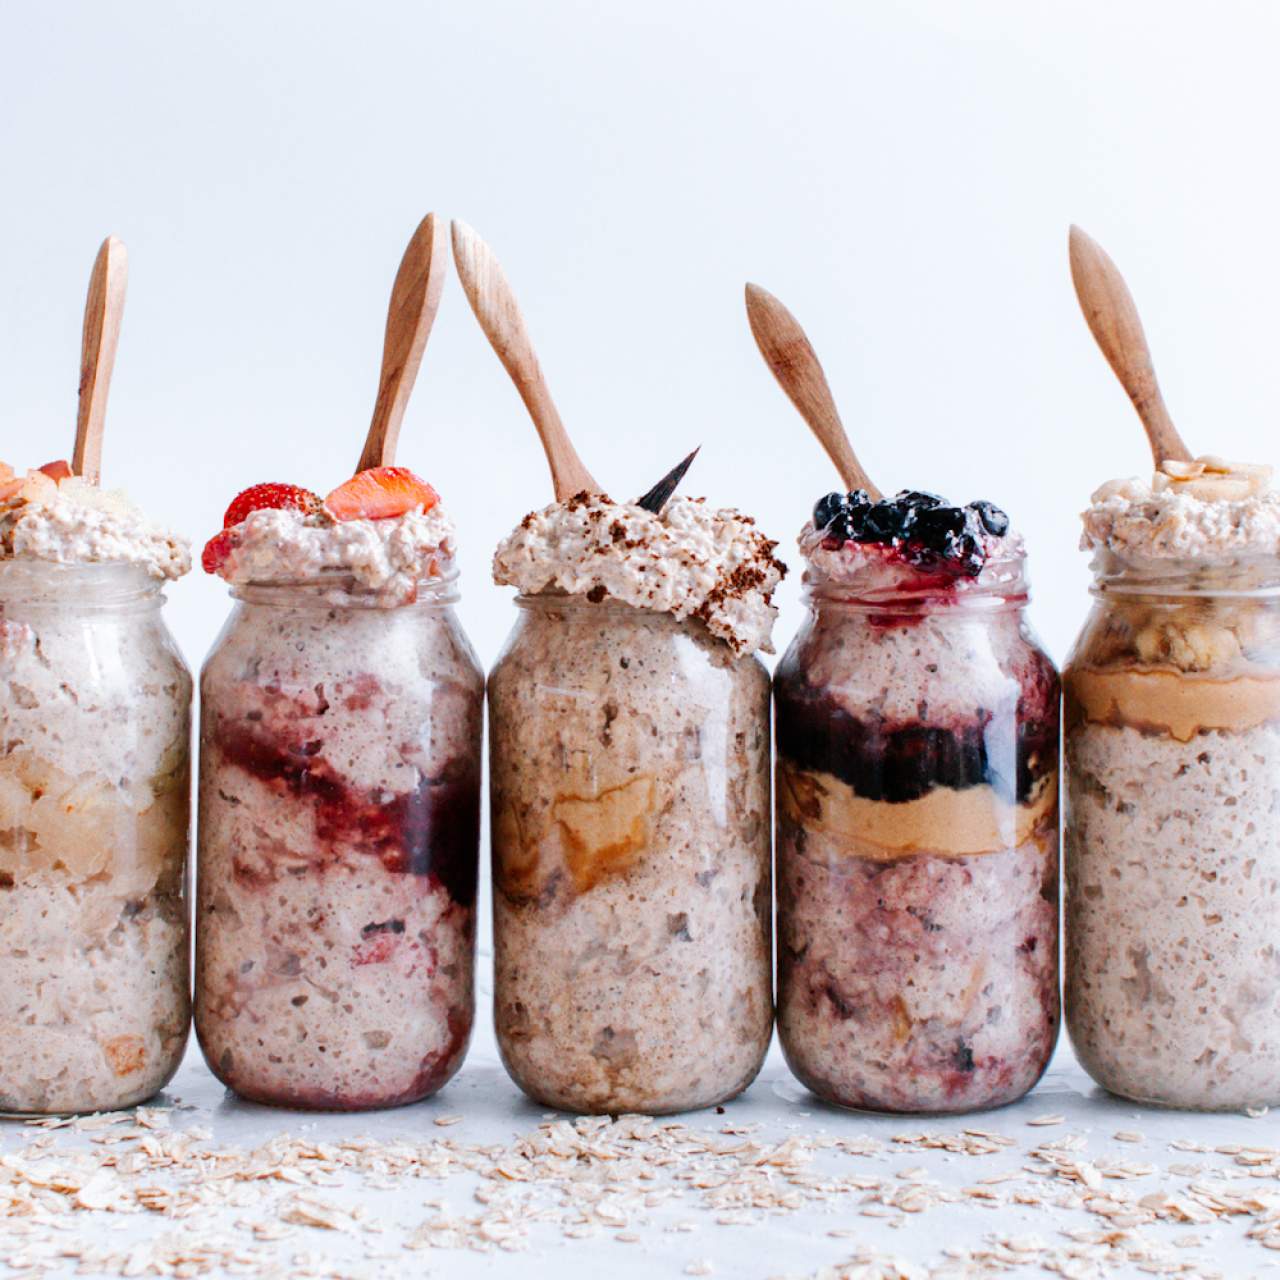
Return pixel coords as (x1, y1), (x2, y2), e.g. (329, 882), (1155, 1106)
(774, 489), (1060, 1113)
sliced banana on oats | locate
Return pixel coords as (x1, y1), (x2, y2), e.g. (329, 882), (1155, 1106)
(1155, 455), (1272, 501)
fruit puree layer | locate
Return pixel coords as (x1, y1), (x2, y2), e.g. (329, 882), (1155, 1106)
(196, 470), (482, 1109)
(775, 489), (1060, 1113)
(0, 459), (192, 1112)
(1066, 456), (1280, 1109)
(489, 489), (782, 1114)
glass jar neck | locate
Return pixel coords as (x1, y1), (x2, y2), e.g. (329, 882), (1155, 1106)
(231, 568), (460, 610)
(512, 591), (684, 628)
(0, 559), (165, 612)
(802, 559), (1030, 617)
(1088, 549), (1280, 601)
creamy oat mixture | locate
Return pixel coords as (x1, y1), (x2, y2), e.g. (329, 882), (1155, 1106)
(1066, 454), (1280, 1108)
(210, 504), (454, 605)
(0, 473), (189, 580)
(196, 585), (482, 1109)
(493, 493), (785, 654)
(489, 602), (773, 1113)
(0, 561), (191, 1112)
(774, 529), (1059, 1113)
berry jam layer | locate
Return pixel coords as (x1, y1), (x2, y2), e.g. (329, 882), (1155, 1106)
(0, 587), (192, 1113)
(489, 602), (773, 1115)
(195, 598), (483, 1110)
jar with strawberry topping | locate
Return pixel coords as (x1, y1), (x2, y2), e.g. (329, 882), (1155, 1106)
(195, 472), (483, 1109)
(488, 492), (785, 1114)
(774, 489), (1060, 1113)
(0, 469), (192, 1113)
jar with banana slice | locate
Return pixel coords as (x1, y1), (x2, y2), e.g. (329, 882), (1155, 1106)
(1065, 455), (1280, 1110)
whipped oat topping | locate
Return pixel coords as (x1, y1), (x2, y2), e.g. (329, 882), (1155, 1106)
(210, 504), (454, 604)
(1082, 456), (1279, 562)
(493, 493), (785, 655)
(0, 474), (189, 580)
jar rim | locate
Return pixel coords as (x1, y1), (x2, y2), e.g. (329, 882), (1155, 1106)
(1087, 549), (1280, 598)
(512, 590), (685, 622)
(0, 558), (165, 607)
(230, 565), (460, 608)
(801, 556), (1031, 612)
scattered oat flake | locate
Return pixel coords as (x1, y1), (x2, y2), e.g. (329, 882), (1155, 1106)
(433, 1114), (464, 1127)
(1027, 1114), (1065, 1127)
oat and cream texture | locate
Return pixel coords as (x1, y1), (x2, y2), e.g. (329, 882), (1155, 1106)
(0, 471), (190, 580)
(1067, 453), (1280, 1108)
(209, 503), (455, 604)
(0, 560), (192, 1112)
(492, 492), (785, 654)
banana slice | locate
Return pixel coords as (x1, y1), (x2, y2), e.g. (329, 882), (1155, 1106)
(1155, 455), (1272, 501)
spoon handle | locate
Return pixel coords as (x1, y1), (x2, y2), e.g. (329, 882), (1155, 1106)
(74, 236), (128, 483)
(1069, 225), (1193, 465)
(451, 220), (598, 501)
(357, 213), (448, 472)
(744, 283), (882, 500)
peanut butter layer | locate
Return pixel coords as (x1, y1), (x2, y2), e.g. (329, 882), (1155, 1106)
(1068, 667), (1280, 742)
(777, 764), (1055, 859)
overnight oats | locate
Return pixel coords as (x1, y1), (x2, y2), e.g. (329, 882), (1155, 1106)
(1066, 457), (1280, 1109)
(196, 468), (482, 1109)
(0, 464), (191, 1113)
(489, 492), (785, 1114)
(775, 489), (1060, 1113)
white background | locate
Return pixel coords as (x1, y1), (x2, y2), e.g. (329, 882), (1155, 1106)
(4, 0), (1280, 673)
(4, 8), (1280, 1276)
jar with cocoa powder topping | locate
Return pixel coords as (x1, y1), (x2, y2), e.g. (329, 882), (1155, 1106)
(1065, 552), (1280, 1109)
(489, 595), (774, 1114)
(774, 526), (1060, 1113)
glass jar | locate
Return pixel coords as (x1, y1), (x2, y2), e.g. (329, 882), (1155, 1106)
(0, 561), (191, 1113)
(774, 557), (1060, 1113)
(195, 571), (483, 1109)
(1065, 554), (1280, 1109)
(488, 596), (773, 1114)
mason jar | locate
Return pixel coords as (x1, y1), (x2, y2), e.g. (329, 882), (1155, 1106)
(0, 561), (191, 1113)
(774, 554), (1060, 1113)
(195, 570), (483, 1109)
(489, 595), (773, 1114)
(1065, 553), (1280, 1109)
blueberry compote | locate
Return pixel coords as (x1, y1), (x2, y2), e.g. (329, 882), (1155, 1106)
(774, 501), (1060, 1113)
(195, 573), (483, 1110)
(812, 489), (1010, 579)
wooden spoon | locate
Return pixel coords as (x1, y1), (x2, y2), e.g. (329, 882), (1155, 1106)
(744, 283), (882, 500)
(451, 220), (598, 500)
(73, 236), (128, 484)
(356, 213), (448, 472)
(1069, 225), (1193, 465)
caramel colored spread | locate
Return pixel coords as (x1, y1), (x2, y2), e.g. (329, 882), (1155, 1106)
(1067, 667), (1280, 742)
(777, 765), (1055, 859)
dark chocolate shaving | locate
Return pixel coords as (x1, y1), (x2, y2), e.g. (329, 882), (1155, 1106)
(635, 447), (700, 514)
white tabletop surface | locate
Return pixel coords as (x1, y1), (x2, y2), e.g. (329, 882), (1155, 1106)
(3, 953), (1278, 1280)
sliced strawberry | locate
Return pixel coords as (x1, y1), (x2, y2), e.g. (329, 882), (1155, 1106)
(38, 460), (73, 481)
(324, 467), (439, 522)
(222, 483), (323, 530)
(201, 529), (237, 575)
